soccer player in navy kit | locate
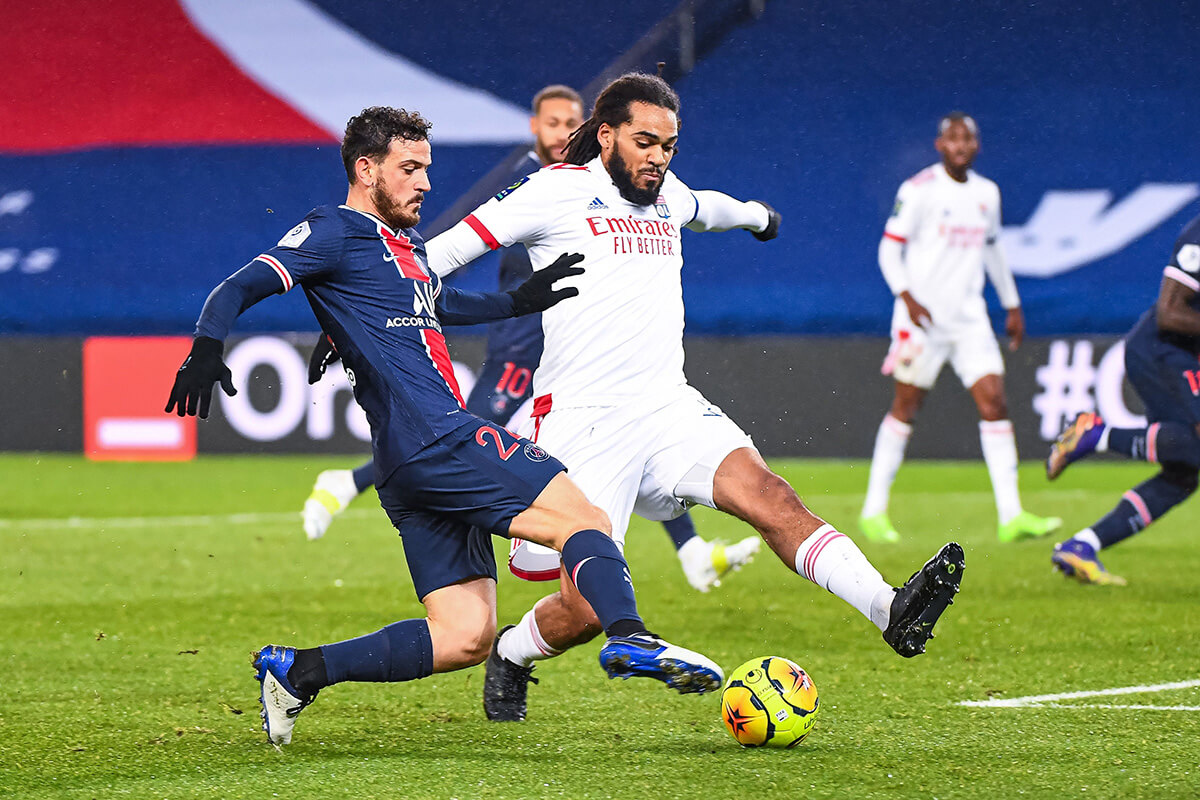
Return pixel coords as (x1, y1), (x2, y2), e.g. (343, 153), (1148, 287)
(1047, 211), (1200, 584)
(165, 107), (723, 745)
(302, 86), (759, 592)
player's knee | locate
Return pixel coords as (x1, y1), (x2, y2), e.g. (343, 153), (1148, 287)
(1161, 463), (1199, 495)
(574, 503), (611, 537)
(428, 608), (495, 668)
(977, 396), (1008, 421)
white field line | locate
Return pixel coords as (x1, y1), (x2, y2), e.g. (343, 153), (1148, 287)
(0, 487), (1093, 532)
(0, 508), (380, 531)
(959, 679), (1200, 710)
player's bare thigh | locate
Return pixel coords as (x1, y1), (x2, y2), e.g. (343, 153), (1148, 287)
(508, 471), (611, 550)
(968, 373), (1008, 421)
(889, 381), (928, 423)
(711, 447), (827, 561)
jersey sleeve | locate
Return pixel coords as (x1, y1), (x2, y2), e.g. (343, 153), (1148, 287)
(1165, 221), (1200, 292)
(983, 186), (1020, 309)
(252, 208), (345, 291)
(882, 179), (922, 244)
(461, 169), (557, 251)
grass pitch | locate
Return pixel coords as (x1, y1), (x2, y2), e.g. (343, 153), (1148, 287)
(3, 454), (1199, 799)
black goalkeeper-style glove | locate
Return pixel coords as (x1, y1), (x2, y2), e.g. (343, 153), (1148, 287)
(507, 252), (585, 316)
(307, 332), (340, 384)
(164, 336), (237, 419)
(751, 200), (781, 242)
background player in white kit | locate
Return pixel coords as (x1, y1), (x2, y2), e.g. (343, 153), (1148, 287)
(859, 112), (1061, 544)
(427, 73), (965, 721)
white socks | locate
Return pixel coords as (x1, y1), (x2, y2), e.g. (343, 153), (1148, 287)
(794, 524), (895, 631)
(862, 414), (912, 517)
(979, 419), (1023, 524)
(496, 608), (562, 668)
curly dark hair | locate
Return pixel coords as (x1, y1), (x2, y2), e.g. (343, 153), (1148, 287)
(341, 106), (432, 183)
(563, 73), (680, 165)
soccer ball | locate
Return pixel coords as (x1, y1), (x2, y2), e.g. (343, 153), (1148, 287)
(720, 656), (819, 748)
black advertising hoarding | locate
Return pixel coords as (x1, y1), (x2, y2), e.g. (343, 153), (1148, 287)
(0, 334), (1141, 460)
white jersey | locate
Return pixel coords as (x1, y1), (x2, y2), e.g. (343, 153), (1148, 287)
(882, 163), (1007, 329)
(463, 157), (700, 408)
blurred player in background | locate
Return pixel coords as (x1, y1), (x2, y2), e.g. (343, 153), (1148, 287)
(165, 106), (724, 745)
(427, 73), (965, 722)
(1046, 211), (1200, 585)
(859, 112), (1062, 544)
(303, 84), (759, 592)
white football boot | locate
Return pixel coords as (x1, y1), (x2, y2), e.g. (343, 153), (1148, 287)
(678, 535), (761, 592)
(302, 469), (360, 540)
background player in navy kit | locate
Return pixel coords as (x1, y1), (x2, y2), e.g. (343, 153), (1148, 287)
(164, 107), (723, 746)
(302, 85), (759, 592)
(1046, 211), (1200, 585)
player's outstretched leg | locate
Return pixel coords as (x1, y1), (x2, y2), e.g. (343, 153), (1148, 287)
(302, 467), (365, 540)
(483, 624), (539, 721)
(882, 542), (965, 657)
(253, 645), (318, 745)
(1046, 412), (1106, 480)
(678, 535), (761, 593)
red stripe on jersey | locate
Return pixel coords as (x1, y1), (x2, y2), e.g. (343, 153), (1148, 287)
(465, 214), (502, 250)
(421, 329), (465, 407)
(377, 225), (429, 281)
(883, 231), (907, 244)
(254, 254), (293, 291)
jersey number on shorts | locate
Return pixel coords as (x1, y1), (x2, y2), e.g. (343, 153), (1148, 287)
(476, 426), (520, 460)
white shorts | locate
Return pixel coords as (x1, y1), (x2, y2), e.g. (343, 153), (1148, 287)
(884, 315), (1004, 391)
(507, 386), (754, 580)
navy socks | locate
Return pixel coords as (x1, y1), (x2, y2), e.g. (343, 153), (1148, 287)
(1092, 468), (1198, 548)
(311, 619), (434, 688)
(662, 512), (697, 550)
(560, 528), (645, 637)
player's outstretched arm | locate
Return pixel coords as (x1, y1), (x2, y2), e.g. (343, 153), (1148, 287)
(165, 261), (285, 417)
(437, 253), (585, 325)
(685, 190), (777, 238)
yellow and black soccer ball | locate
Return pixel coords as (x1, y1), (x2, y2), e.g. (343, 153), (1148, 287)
(720, 656), (819, 748)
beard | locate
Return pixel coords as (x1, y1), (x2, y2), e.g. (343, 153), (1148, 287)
(371, 177), (421, 229)
(607, 148), (664, 206)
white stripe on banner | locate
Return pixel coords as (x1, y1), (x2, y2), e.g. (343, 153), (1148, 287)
(97, 418), (185, 448)
(178, 0), (532, 144)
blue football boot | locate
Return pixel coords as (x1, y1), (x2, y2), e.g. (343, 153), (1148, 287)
(253, 645), (317, 745)
(599, 632), (723, 694)
(1052, 539), (1126, 586)
(1046, 412), (1105, 480)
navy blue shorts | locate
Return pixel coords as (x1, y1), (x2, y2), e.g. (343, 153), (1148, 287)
(1125, 332), (1200, 427)
(465, 356), (539, 426)
(377, 419), (564, 600)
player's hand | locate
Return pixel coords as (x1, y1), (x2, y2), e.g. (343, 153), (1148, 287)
(509, 253), (585, 315)
(751, 201), (781, 242)
(164, 336), (236, 418)
(307, 333), (340, 384)
(900, 292), (932, 329)
(1005, 307), (1025, 351)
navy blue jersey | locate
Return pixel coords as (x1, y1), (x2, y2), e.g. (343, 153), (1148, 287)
(1131, 212), (1200, 354)
(485, 152), (545, 364)
(246, 204), (515, 478)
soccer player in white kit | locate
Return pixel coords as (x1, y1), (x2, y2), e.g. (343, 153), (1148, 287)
(859, 112), (1062, 544)
(427, 74), (965, 721)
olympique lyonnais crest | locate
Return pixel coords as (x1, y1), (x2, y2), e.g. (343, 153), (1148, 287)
(654, 195), (670, 219)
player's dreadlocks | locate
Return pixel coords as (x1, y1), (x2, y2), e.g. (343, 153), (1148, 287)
(563, 73), (680, 165)
(341, 107), (433, 184)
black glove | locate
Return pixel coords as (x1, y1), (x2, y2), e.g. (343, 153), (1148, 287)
(307, 332), (341, 384)
(164, 336), (237, 419)
(508, 253), (585, 316)
(751, 201), (781, 242)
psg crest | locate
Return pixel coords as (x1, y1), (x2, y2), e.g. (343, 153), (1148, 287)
(524, 443), (550, 462)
